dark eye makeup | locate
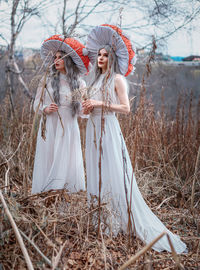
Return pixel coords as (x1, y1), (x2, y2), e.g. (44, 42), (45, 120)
(98, 53), (108, 57)
(54, 55), (62, 60)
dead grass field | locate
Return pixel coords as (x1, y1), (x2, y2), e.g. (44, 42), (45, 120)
(0, 91), (199, 269)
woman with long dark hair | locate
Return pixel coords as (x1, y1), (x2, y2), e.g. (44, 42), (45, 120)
(32, 35), (89, 194)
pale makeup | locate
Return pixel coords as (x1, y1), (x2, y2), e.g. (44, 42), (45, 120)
(54, 52), (66, 74)
(98, 48), (108, 73)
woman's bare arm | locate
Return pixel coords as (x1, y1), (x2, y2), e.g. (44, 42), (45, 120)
(82, 74), (130, 114)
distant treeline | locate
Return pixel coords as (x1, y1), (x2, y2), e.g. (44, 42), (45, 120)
(0, 53), (200, 119)
(129, 63), (200, 118)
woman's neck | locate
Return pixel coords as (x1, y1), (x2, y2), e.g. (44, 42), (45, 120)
(101, 69), (106, 74)
(60, 70), (66, 74)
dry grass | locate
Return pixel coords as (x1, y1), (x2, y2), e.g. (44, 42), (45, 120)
(0, 89), (199, 269)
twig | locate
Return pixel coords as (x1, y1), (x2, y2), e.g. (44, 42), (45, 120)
(52, 240), (68, 270)
(13, 60), (33, 100)
(5, 166), (10, 194)
(45, 85), (65, 136)
(19, 229), (52, 267)
(100, 224), (107, 270)
(0, 133), (25, 166)
(97, 106), (104, 237)
(191, 146), (200, 210)
(196, 239), (200, 262)
(97, 69), (111, 237)
(0, 134), (25, 193)
(121, 133), (136, 248)
(156, 195), (176, 210)
(0, 185), (11, 189)
(0, 190), (34, 270)
(25, 69), (49, 195)
(27, 215), (56, 249)
(166, 234), (184, 269)
(119, 231), (166, 270)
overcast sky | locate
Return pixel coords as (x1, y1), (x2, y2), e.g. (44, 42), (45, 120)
(166, 24), (200, 56)
(1, 0), (200, 57)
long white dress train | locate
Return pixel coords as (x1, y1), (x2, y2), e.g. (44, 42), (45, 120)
(32, 74), (85, 194)
(85, 75), (187, 253)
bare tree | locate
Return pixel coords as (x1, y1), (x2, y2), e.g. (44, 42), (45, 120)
(0, 0), (50, 113)
(61, 0), (104, 36)
(123, 0), (200, 50)
(51, 0), (200, 50)
(44, 0), (131, 37)
(0, 0), (200, 110)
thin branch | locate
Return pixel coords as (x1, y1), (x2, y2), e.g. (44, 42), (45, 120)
(0, 190), (34, 270)
(119, 232), (167, 270)
(52, 240), (68, 270)
(13, 60), (33, 100)
(19, 229), (52, 267)
(190, 145), (200, 210)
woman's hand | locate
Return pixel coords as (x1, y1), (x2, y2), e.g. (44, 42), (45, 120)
(44, 103), (58, 115)
(82, 99), (102, 114)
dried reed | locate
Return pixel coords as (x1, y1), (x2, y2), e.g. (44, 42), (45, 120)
(0, 48), (199, 268)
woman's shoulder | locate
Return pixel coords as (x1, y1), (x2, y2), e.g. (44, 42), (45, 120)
(114, 74), (127, 85)
(114, 73), (128, 93)
(114, 73), (126, 82)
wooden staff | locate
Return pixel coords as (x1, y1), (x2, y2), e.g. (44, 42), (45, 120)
(45, 85), (65, 136)
(24, 70), (49, 195)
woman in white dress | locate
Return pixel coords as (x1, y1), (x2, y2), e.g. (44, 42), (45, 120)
(82, 25), (187, 254)
(32, 35), (90, 194)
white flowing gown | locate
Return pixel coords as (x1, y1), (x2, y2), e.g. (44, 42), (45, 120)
(85, 75), (187, 253)
(32, 74), (85, 194)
